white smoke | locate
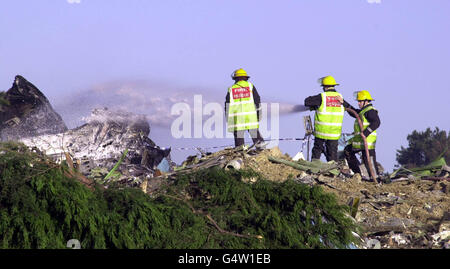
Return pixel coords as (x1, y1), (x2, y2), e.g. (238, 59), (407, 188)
(54, 80), (220, 129)
(54, 79), (308, 130)
(81, 107), (147, 127)
(277, 104), (309, 114)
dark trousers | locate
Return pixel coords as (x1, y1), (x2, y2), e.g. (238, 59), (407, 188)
(344, 144), (380, 177)
(233, 129), (264, 147)
(311, 137), (339, 162)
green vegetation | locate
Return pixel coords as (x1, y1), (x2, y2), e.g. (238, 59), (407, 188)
(396, 127), (449, 169)
(0, 142), (358, 249)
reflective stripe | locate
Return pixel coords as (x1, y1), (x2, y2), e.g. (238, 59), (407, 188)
(228, 111), (257, 117)
(227, 81), (259, 132)
(317, 111), (344, 116)
(353, 105), (377, 149)
(314, 131), (341, 138)
(229, 100), (255, 106)
(228, 122), (259, 129)
(352, 142), (376, 146)
(315, 121), (343, 127)
(313, 91), (344, 140)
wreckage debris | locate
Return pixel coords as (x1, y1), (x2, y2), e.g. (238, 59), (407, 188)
(19, 108), (171, 187)
(390, 152), (450, 182)
(0, 75), (67, 141)
(268, 156), (340, 176)
(0, 76), (171, 188)
(146, 145), (449, 249)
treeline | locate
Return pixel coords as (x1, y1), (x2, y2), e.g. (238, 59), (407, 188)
(396, 127), (449, 168)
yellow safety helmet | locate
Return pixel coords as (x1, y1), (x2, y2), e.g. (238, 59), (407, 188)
(231, 68), (250, 79)
(354, 90), (374, 101)
(319, 75), (339, 86)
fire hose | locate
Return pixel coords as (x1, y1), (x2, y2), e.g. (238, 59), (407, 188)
(345, 107), (378, 183)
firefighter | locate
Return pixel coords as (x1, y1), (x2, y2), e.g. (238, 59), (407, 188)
(225, 68), (264, 148)
(304, 76), (344, 162)
(340, 90), (381, 181)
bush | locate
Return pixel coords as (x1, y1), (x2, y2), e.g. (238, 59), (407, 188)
(0, 142), (358, 249)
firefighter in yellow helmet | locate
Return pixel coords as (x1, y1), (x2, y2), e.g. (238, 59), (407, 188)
(225, 68), (264, 148)
(338, 90), (382, 181)
(304, 76), (344, 161)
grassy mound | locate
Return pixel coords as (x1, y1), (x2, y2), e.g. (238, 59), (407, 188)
(0, 142), (358, 249)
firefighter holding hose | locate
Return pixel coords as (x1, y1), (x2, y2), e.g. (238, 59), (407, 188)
(337, 90), (381, 182)
(304, 76), (345, 162)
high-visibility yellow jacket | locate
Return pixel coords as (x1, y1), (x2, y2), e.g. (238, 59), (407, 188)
(227, 80), (259, 132)
(352, 105), (377, 150)
(313, 91), (344, 140)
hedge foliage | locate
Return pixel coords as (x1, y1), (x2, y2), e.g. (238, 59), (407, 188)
(0, 142), (358, 249)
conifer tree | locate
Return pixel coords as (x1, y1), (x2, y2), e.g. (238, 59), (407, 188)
(396, 127), (449, 168)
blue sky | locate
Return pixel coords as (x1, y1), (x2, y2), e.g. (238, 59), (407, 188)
(1, 0), (449, 171)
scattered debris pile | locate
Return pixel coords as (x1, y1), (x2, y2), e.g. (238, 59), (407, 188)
(20, 108), (171, 186)
(142, 146), (450, 249)
(1, 75), (171, 187)
(389, 153), (450, 181)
